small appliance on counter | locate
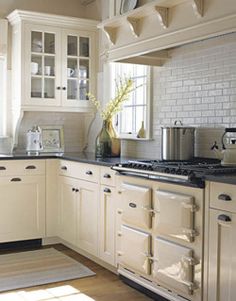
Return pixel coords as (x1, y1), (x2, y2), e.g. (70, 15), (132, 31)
(211, 128), (236, 165)
(26, 125), (43, 154)
(161, 120), (195, 161)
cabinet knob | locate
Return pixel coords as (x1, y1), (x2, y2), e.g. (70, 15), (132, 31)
(25, 165), (36, 170)
(56, 86), (61, 90)
(218, 214), (231, 222)
(72, 188), (76, 192)
(75, 189), (79, 193)
(86, 170), (93, 175)
(62, 87), (67, 90)
(218, 194), (232, 201)
(103, 173), (111, 179)
(10, 178), (22, 182)
(104, 188), (111, 193)
(61, 166), (67, 171)
(0, 166), (6, 170)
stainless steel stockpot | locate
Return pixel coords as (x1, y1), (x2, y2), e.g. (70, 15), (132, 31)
(161, 121), (195, 160)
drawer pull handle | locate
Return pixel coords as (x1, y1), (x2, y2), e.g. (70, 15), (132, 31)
(218, 194), (232, 201)
(218, 214), (231, 222)
(10, 178), (22, 182)
(103, 173), (111, 179)
(61, 166), (67, 171)
(129, 202), (137, 208)
(25, 165), (36, 170)
(104, 188), (111, 193)
(86, 170), (93, 175)
(0, 166), (6, 170)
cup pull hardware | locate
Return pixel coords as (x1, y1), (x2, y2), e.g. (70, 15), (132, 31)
(61, 166), (67, 171)
(25, 165), (36, 170)
(0, 166), (6, 170)
(218, 194), (232, 201)
(86, 170), (93, 175)
(103, 173), (111, 178)
(218, 214), (231, 222)
(104, 188), (111, 193)
(10, 178), (22, 182)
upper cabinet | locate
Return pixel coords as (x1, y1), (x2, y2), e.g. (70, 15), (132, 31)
(7, 10), (98, 113)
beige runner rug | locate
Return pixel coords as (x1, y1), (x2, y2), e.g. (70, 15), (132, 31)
(0, 248), (95, 292)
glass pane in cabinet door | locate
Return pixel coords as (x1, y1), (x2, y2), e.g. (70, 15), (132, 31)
(79, 59), (89, 79)
(31, 55), (42, 76)
(44, 56), (55, 76)
(44, 78), (55, 98)
(44, 33), (55, 54)
(67, 58), (77, 78)
(31, 78), (42, 98)
(68, 36), (78, 56)
(79, 80), (89, 100)
(79, 37), (89, 57)
(31, 31), (42, 53)
(67, 80), (77, 100)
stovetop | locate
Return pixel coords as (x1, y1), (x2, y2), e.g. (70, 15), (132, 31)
(112, 158), (236, 187)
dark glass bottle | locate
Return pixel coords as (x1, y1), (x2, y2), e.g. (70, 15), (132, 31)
(95, 121), (112, 158)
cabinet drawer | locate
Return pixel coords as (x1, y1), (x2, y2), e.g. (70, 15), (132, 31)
(100, 166), (116, 186)
(0, 160), (45, 176)
(59, 160), (99, 183)
(210, 182), (236, 212)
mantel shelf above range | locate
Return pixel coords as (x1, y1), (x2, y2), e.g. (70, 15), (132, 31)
(98, 0), (204, 45)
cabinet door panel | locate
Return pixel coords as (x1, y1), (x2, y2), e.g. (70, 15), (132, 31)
(208, 209), (236, 301)
(77, 180), (98, 256)
(24, 24), (61, 107)
(0, 176), (45, 242)
(99, 186), (115, 266)
(58, 176), (78, 245)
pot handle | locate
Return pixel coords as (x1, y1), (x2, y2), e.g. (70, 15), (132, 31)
(174, 120), (183, 126)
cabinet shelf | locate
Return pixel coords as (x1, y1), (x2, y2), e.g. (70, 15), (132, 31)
(98, 0), (204, 44)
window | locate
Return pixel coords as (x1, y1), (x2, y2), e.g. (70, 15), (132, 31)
(110, 62), (151, 139)
(0, 19), (8, 137)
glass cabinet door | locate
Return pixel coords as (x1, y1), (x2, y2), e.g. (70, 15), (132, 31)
(62, 30), (94, 107)
(27, 26), (61, 106)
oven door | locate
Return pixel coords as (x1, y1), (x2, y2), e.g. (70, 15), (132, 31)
(152, 237), (197, 295)
(118, 225), (151, 275)
(120, 183), (152, 230)
(153, 190), (198, 242)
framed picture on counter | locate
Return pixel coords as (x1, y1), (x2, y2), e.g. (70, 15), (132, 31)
(40, 125), (64, 153)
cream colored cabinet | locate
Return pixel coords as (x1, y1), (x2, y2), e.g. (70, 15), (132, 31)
(76, 180), (99, 256)
(58, 176), (78, 245)
(207, 181), (236, 301)
(8, 10), (98, 113)
(0, 163), (46, 243)
(99, 185), (116, 266)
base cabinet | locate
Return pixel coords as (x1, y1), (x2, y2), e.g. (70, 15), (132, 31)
(0, 175), (45, 242)
(99, 185), (116, 266)
(208, 208), (236, 301)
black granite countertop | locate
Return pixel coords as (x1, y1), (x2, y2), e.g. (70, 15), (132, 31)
(1, 152), (236, 185)
(0, 152), (134, 167)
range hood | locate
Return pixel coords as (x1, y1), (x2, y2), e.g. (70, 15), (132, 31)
(98, 0), (236, 64)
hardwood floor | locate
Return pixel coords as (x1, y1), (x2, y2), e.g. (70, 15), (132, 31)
(0, 244), (153, 301)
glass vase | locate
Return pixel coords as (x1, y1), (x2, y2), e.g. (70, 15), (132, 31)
(95, 120), (112, 158)
(107, 119), (121, 157)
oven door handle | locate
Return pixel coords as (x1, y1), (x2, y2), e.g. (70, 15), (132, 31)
(142, 206), (159, 215)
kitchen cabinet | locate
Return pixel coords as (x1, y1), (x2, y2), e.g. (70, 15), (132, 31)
(207, 181), (236, 301)
(0, 160), (46, 243)
(99, 167), (117, 266)
(7, 10), (98, 113)
(58, 160), (99, 257)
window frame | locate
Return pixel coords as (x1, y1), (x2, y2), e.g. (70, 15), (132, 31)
(109, 62), (152, 140)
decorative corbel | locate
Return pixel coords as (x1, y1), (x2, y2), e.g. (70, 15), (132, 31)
(127, 17), (140, 37)
(155, 6), (168, 29)
(192, 0), (204, 17)
(103, 26), (117, 45)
